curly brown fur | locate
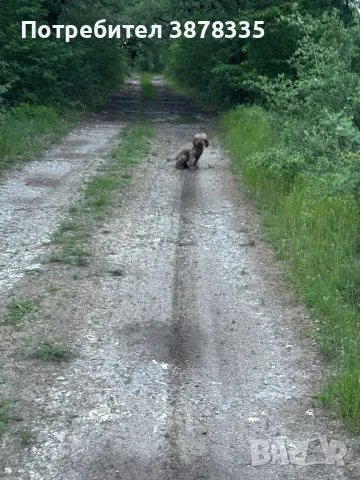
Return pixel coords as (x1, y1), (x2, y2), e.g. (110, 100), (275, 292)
(172, 134), (209, 170)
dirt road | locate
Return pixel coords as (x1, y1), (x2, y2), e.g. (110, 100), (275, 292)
(0, 78), (359, 479)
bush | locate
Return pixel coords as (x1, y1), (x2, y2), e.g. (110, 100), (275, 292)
(12, 103), (58, 122)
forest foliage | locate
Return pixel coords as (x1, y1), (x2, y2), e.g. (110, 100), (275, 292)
(0, 0), (126, 109)
(0, 0), (128, 169)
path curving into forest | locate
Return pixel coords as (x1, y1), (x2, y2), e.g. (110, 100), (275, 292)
(0, 78), (359, 480)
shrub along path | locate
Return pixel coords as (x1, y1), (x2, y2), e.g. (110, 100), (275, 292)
(0, 78), (359, 479)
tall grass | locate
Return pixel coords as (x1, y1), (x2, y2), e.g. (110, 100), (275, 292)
(221, 106), (360, 432)
(0, 105), (78, 173)
(221, 106), (275, 162)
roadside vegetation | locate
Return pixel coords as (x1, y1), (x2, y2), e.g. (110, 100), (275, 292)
(0, 106), (79, 173)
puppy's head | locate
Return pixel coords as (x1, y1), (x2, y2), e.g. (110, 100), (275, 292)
(194, 133), (209, 148)
(193, 136), (206, 149)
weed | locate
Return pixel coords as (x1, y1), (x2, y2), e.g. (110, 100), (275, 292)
(88, 196), (109, 208)
(24, 268), (43, 275)
(58, 221), (79, 233)
(3, 299), (38, 326)
(68, 206), (80, 215)
(0, 402), (23, 438)
(46, 284), (59, 293)
(109, 269), (123, 277)
(49, 247), (90, 267)
(221, 106), (275, 174)
(29, 341), (70, 361)
(16, 428), (32, 446)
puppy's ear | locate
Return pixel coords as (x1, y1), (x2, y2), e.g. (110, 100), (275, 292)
(204, 139), (209, 147)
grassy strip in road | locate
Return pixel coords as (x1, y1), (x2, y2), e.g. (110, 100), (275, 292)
(140, 73), (157, 100)
(222, 106), (360, 432)
(49, 121), (153, 266)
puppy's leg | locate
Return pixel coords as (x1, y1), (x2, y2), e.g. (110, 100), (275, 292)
(188, 153), (198, 170)
(175, 152), (190, 170)
(192, 154), (202, 169)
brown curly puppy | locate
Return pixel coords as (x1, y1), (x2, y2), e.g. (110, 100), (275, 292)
(171, 133), (209, 170)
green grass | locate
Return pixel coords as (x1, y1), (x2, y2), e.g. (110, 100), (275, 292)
(29, 341), (71, 361)
(165, 76), (197, 100)
(0, 106), (79, 174)
(16, 428), (33, 446)
(222, 105), (360, 432)
(221, 105), (276, 170)
(165, 76), (215, 111)
(0, 402), (23, 438)
(46, 284), (60, 293)
(140, 73), (157, 100)
(49, 122), (153, 266)
(109, 268), (123, 277)
(3, 299), (39, 326)
(24, 267), (43, 275)
(49, 243), (91, 267)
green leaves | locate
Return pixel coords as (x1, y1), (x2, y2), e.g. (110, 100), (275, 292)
(0, 0), (126, 108)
